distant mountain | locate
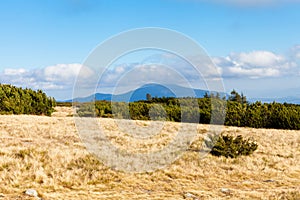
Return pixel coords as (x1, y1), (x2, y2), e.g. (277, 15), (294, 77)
(248, 97), (300, 104)
(65, 85), (300, 104)
(73, 93), (113, 102)
(68, 83), (222, 102)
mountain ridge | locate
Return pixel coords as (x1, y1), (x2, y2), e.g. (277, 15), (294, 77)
(64, 83), (300, 104)
(67, 84), (218, 102)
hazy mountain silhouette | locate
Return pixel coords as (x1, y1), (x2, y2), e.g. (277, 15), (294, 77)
(69, 83), (217, 102)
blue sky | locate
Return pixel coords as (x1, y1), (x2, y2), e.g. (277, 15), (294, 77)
(0, 0), (300, 100)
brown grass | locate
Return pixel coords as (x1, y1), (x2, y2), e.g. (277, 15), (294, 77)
(0, 107), (299, 199)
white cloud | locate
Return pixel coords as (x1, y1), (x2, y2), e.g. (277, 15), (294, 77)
(214, 50), (298, 78)
(3, 68), (27, 76)
(0, 63), (94, 90)
(229, 51), (286, 68)
(1, 46), (300, 99)
(228, 66), (280, 78)
(291, 45), (300, 60)
(100, 63), (186, 88)
(43, 63), (93, 82)
(98, 53), (222, 93)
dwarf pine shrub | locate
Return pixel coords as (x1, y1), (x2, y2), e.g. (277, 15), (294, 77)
(209, 134), (258, 158)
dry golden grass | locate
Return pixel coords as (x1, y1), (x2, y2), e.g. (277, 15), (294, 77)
(0, 107), (299, 199)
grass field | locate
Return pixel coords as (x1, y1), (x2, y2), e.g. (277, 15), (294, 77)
(0, 107), (299, 199)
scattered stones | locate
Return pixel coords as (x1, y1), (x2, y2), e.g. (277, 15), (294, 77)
(24, 189), (38, 197)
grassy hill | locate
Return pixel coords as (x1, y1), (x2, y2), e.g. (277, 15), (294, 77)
(0, 107), (299, 199)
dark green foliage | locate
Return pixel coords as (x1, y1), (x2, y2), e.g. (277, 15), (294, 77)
(226, 90), (300, 130)
(56, 101), (72, 107)
(226, 101), (300, 130)
(76, 103), (96, 117)
(77, 90), (300, 130)
(0, 84), (56, 116)
(146, 93), (152, 101)
(229, 89), (247, 104)
(209, 134), (258, 158)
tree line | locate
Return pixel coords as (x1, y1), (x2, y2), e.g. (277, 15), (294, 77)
(76, 90), (300, 130)
(0, 84), (56, 116)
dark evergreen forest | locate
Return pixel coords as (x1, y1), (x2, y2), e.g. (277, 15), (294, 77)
(0, 84), (56, 116)
(76, 90), (300, 130)
(2, 83), (299, 130)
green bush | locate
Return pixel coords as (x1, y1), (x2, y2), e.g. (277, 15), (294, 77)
(208, 134), (258, 158)
(0, 84), (56, 116)
(85, 92), (300, 130)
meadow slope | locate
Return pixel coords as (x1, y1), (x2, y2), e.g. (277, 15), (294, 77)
(0, 107), (299, 199)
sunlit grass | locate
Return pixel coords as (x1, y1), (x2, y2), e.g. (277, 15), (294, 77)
(0, 107), (299, 199)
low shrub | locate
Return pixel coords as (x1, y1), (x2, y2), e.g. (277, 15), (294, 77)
(207, 134), (258, 158)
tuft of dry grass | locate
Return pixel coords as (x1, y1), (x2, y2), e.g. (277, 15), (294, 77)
(0, 107), (299, 199)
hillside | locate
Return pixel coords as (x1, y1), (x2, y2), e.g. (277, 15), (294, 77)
(69, 84), (215, 102)
(0, 107), (299, 199)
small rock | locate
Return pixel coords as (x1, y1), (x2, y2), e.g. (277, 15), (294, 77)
(0, 193), (5, 198)
(25, 189), (38, 197)
(263, 179), (275, 182)
(220, 188), (231, 194)
(184, 192), (198, 199)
